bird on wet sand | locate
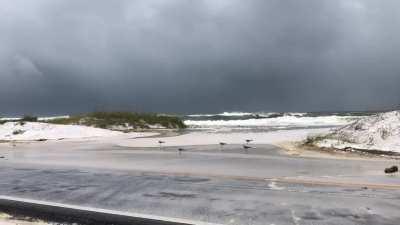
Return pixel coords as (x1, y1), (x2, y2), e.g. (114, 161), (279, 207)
(178, 148), (186, 155)
(158, 140), (165, 150)
(245, 139), (253, 144)
(219, 142), (227, 151)
(243, 144), (252, 153)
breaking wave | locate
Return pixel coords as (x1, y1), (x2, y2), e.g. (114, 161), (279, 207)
(184, 111), (375, 131)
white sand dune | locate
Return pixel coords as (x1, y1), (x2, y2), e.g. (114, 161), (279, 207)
(316, 111), (400, 152)
(0, 122), (153, 141)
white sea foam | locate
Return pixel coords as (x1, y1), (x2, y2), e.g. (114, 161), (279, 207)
(38, 115), (70, 121)
(185, 115), (359, 128)
(218, 112), (253, 116)
(187, 112), (254, 117)
(0, 115), (70, 121)
(186, 114), (216, 117)
(187, 112), (307, 118)
(0, 117), (21, 121)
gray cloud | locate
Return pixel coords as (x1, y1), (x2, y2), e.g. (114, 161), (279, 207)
(1, 0), (400, 115)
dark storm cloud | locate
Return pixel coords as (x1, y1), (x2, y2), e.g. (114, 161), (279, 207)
(1, 0), (400, 115)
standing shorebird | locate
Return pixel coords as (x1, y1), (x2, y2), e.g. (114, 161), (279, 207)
(243, 144), (252, 153)
(158, 140), (165, 150)
(178, 148), (186, 156)
(245, 139), (253, 144)
(219, 142), (227, 151)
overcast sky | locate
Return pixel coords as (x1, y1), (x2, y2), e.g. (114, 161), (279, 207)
(1, 0), (400, 115)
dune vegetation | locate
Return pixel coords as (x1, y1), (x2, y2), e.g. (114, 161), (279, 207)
(46, 111), (186, 130)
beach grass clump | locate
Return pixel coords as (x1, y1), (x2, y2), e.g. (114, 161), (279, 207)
(303, 134), (329, 146)
(21, 115), (38, 122)
(46, 116), (81, 125)
(12, 129), (25, 135)
(48, 111), (186, 130)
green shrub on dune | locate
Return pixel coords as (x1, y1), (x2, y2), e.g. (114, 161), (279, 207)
(48, 111), (186, 130)
(47, 117), (81, 125)
(22, 115), (38, 122)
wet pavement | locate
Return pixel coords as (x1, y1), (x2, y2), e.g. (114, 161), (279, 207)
(0, 141), (399, 225)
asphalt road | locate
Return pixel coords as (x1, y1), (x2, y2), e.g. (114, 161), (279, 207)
(0, 140), (399, 225)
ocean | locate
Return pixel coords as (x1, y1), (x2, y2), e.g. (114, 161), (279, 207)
(182, 111), (377, 132)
